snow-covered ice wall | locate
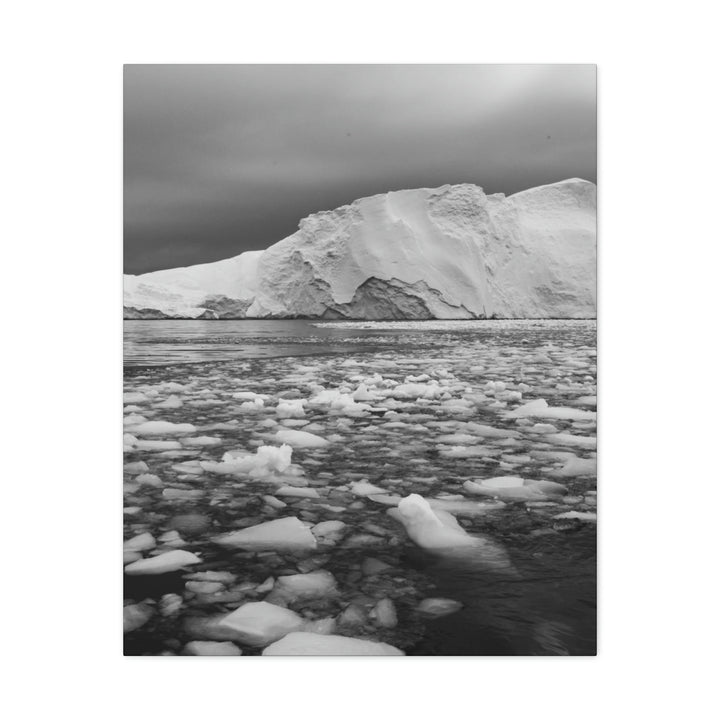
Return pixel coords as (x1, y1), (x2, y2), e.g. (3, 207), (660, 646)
(124, 178), (596, 319)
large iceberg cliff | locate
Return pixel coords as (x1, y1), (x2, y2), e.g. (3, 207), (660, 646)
(124, 178), (596, 319)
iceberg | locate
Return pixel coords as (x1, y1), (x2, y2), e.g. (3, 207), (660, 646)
(124, 179), (596, 320)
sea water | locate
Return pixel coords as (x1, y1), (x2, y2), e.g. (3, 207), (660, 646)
(123, 319), (596, 655)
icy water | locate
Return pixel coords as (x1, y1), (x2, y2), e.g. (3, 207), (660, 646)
(123, 319), (597, 655)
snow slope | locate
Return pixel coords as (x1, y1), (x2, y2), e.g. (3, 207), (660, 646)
(124, 179), (596, 319)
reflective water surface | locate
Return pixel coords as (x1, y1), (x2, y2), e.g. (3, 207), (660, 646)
(124, 319), (596, 655)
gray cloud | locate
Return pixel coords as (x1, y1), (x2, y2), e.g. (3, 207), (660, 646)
(124, 64), (596, 274)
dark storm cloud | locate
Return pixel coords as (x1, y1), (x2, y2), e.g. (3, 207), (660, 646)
(124, 65), (596, 274)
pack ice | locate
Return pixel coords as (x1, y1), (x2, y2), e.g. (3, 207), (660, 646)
(124, 179), (596, 319)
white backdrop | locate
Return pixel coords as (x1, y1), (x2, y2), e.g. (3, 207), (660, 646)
(2, 2), (718, 719)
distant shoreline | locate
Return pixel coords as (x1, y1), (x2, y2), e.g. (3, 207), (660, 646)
(123, 316), (597, 321)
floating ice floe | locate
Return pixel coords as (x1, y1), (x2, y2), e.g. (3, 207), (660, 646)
(545, 433), (596, 449)
(309, 388), (377, 415)
(555, 456), (597, 477)
(507, 399), (596, 421)
(553, 511), (597, 523)
(417, 598), (463, 618)
(350, 480), (388, 496)
(213, 516), (317, 552)
(237, 398), (265, 413)
(310, 520), (347, 543)
(124, 549), (202, 575)
(131, 420), (198, 435)
(186, 580), (225, 595)
(134, 439), (182, 451)
(200, 444), (294, 477)
(275, 429), (329, 448)
(123, 602), (154, 633)
(275, 485), (320, 499)
(392, 494), (481, 550)
(232, 391), (269, 402)
(264, 495), (287, 509)
(370, 598), (398, 628)
(123, 532), (156, 553)
(428, 497), (505, 516)
(392, 381), (446, 400)
(124, 461), (149, 475)
(463, 477), (567, 501)
(262, 632), (404, 656)
(182, 641), (242, 656)
(439, 446), (494, 458)
(266, 570), (337, 603)
(217, 601), (305, 646)
(155, 395), (183, 409)
(276, 399), (306, 418)
(352, 383), (382, 402)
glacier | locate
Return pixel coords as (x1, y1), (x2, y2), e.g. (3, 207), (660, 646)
(124, 178), (596, 319)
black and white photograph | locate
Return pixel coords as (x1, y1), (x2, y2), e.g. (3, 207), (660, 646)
(5, 0), (719, 716)
(123, 64), (597, 656)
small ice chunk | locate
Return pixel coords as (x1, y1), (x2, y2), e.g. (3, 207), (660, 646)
(132, 421), (197, 436)
(395, 494), (479, 550)
(481, 477), (525, 489)
(529, 423), (558, 434)
(463, 478), (567, 501)
(185, 580), (225, 595)
(276, 399), (306, 418)
(350, 480), (388, 496)
(264, 495), (287, 509)
(262, 632), (404, 656)
(123, 602), (154, 633)
(213, 516), (317, 552)
(124, 461), (149, 475)
(546, 433), (597, 450)
(508, 399), (596, 421)
(202, 444), (293, 477)
(370, 598), (398, 628)
(266, 570), (337, 603)
(310, 520), (346, 543)
(556, 456), (597, 477)
(134, 439), (182, 451)
(367, 494), (402, 506)
(217, 601), (305, 646)
(135, 473), (163, 487)
(124, 549), (201, 575)
(275, 429), (329, 448)
(232, 391), (269, 402)
(123, 532), (156, 552)
(123, 392), (148, 404)
(553, 511), (597, 522)
(417, 598), (463, 618)
(182, 641), (242, 656)
(155, 395), (183, 409)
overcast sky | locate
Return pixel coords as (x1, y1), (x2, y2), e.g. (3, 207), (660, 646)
(124, 64), (596, 274)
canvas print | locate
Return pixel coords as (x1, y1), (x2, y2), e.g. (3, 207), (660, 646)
(123, 64), (597, 656)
